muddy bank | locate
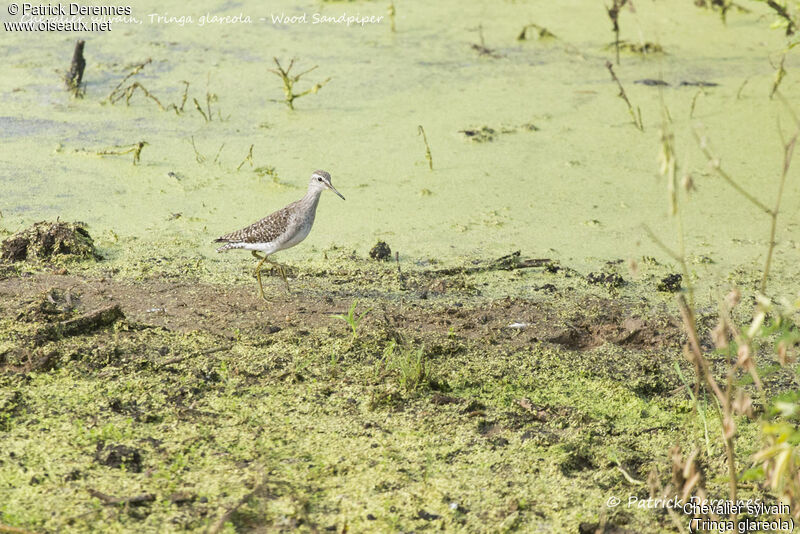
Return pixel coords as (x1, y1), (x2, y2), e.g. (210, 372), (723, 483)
(0, 253), (794, 533)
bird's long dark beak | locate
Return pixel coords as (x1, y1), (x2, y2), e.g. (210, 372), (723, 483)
(328, 184), (345, 200)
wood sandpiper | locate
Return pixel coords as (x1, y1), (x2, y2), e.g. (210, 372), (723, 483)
(215, 169), (345, 299)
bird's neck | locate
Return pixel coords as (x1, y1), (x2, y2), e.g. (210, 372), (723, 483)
(301, 187), (323, 211)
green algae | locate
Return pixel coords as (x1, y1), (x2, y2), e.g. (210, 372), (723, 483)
(0, 259), (795, 532)
(0, 313), (677, 532)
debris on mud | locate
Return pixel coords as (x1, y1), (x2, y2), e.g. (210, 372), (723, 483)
(1, 221), (99, 263)
(430, 251), (550, 276)
(460, 123), (538, 143)
(470, 42), (502, 59)
(17, 288), (82, 323)
(607, 40), (663, 55)
(0, 390), (24, 431)
(489, 250), (546, 270)
(632, 79), (719, 88)
(461, 126), (497, 142)
(95, 443), (144, 473)
(586, 271), (625, 288)
(34, 304), (124, 346)
(535, 283), (558, 293)
(635, 78), (669, 86)
(88, 489), (155, 507)
(369, 240), (392, 261)
(679, 80), (719, 87)
(417, 509), (442, 521)
(17, 289), (75, 323)
(168, 492), (196, 505)
(657, 273), (682, 293)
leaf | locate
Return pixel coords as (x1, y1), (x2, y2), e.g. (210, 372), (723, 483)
(740, 466), (765, 482)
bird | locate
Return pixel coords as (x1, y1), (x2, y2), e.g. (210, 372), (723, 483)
(215, 169), (345, 299)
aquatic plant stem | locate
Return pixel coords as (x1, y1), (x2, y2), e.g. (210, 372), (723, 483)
(107, 58), (152, 101)
(695, 112), (799, 293)
(237, 144), (255, 171)
(770, 54), (787, 99)
(605, 61), (643, 131)
(677, 296), (738, 521)
(78, 141), (147, 165)
(765, 1), (796, 36)
(694, 130), (771, 214)
(418, 125), (433, 170)
(606, 0), (628, 65)
(193, 97), (209, 121)
(762, 115), (797, 293)
(65, 39), (85, 96)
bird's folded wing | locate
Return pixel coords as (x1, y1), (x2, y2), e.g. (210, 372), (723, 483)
(216, 205), (294, 244)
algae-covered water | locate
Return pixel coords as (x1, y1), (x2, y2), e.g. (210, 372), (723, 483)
(1, 0), (799, 284)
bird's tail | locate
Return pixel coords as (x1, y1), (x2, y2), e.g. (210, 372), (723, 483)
(215, 240), (234, 253)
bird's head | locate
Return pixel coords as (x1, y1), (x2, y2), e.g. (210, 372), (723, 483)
(309, 170), (345, 199)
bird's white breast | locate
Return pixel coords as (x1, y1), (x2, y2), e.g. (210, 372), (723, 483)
(281, 216), (314, 250)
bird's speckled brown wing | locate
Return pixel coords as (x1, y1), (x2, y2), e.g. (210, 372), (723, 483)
(215, 200), (299, 245)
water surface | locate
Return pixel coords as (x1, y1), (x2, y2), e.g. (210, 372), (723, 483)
(1, 0), (798, 289)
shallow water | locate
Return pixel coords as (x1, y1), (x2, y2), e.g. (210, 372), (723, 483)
(1, 0), (799, 286)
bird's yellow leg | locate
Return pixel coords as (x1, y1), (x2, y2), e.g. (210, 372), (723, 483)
(251, 251), (269, 300)
(250, 251), (290, 296)
(267, 259), (291, 292)
(278, 263), (290, 291)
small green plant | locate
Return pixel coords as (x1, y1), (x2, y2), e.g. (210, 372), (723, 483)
(253, 165), (281, 184)
(469, 24), (501, 58)
(517, 23), (556, 41)
(328, 350), (341, 377)
(333, 300), (371, 341)
(388, 1), (396, 32)
(292, 353), (313, 378)
(106, 58), (192, 116)
(771, 54), (787, 99)
(75, 141), (148, 166)
(373, 339), (397, 381)
(218, 359), (230, 382)
(674, 361), (712, 458)
(418, 125), (434, 170)
(237, 144), (254, 171)
(270, 57), (331, 110)
(752, 392), (800, 515)
(386, 343), (431, 392)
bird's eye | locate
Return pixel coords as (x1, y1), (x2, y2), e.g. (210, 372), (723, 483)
(317, 177), (323, 182)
